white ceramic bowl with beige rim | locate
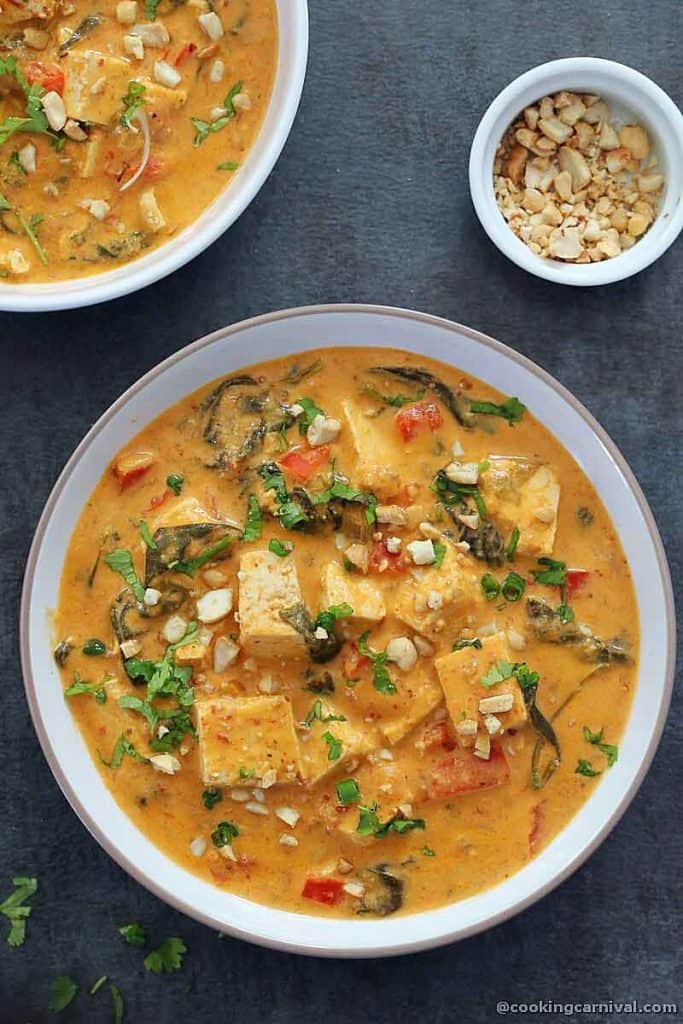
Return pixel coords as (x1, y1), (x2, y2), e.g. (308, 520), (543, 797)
(469, 57), (683, 286)
(0, 0), (308, 313)
(20, 305), (675, 957)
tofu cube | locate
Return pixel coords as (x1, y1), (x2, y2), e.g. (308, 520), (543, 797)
(237, 550), (306, 659)
(63, 51), (186, 126)
(435, 634), (527, 746)
(320, 561), (385, 628)
(195, 695), (301, 787)
(299, 703), (379, 784)
(394, 546), (482, 636)
(480, 459), (560, 557)
(377, 664), (444, 745)
(341, 398), (404, 500)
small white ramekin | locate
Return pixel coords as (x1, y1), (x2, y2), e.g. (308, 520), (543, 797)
(0, 0), (308, 312)
(469, 57), (683, 287)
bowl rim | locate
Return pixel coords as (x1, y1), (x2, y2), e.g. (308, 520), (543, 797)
(469, 56), (683, 287)
(20, 303), (676, 957)
(0, 0), (309, 313)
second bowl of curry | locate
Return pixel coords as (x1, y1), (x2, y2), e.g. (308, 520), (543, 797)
(0, 0), (308, 310)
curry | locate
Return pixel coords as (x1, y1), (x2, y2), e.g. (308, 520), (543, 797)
(54, 348), (638, 918)
(0, 0), (277, 281)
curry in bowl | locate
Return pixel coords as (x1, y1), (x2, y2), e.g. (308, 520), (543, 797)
(0, 0), (276, 282)
(54, 348), (637, 918)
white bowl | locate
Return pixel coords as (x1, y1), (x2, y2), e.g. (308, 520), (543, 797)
(469, 57), (683, 286)
(21, 305), (675, 957)
(0, 0), (308, 313)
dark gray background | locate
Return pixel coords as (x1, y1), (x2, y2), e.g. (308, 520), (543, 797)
(1, 1), (681, 1020)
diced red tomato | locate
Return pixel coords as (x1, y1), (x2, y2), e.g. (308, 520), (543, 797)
(565, 568), (590, 599)
(174, 41), (197, 65)
(427, 747), (510, 800)
(395, 399), (443, 442)
(112, 452), (155, 490)
(422, 720), (454, 751)
(279, 445), (330, 482)
(143, 489), (171, 513)
(342, 642), (370, 680)
(528, 802), (545, 855)
(302, 877), (344, 906)
(24, 61), (65, 95)
(368, 540), (406, 574)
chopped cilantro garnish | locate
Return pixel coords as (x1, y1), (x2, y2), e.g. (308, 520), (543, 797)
(119, 922), (147, 948)
(82, 638), (106, 656)
(469, 396), (526, 425)
(268, 538), (293, 557)
(192, 81), (243, 145)
(480, 659), (515, 688)
(531, 557), (567, 588)
(315, 602), (353, 635)
(145, 0), (161, 18)
(121, 80), (146, 129)
(104, 548), (145, 601)
(166, 473), (184, 495)
(575, 759), (601, 778)
(48, 975), (78, 1013)
(64, 672), (107, 704)
(211, 821), (239, 848)
(202, 787), (222, 810)
(217, 160), (239, 171)
(432, 540), (447, 568)
(101, 734), (148, 769)
(322, 731), (342, 761)
(139, 520), (157, 550)
(239, 767), (256, 779)
(358, 632), (397, 695)
(356, 804), (381, 836)
(583, 726), (618, 767)
(356, 806), (426, 838)
(1, 875), (37, 947)
(304, 699), (347, 727)
(422, 846), (436, 857)
(295, 396), (324, 435)
(144, 937), (187, 974)
(556, 603), (574, 623)
(243, 495), (262, 542)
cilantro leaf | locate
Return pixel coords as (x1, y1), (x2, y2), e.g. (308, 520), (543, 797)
(432, 540), (447, 568)
(469, 396), (526, 425)
(314, 601), (353, 634)
(143, 936), (187, 974)
(121, 80), (146, 129)
(145, 0), (161, 18)
(294, 396), (324, 435)
(322, 730), (342, 761)
(192, 80), (243, 145)
(480, 659), (515, 687)
(119, 922), (147, 947)
(583, 726), (618, 767)
(0, 875), (37, 947)
(104, 548), (145, 601)
(242, 495), (262, 542)
(48, 975), (78, 1013)
(211, 821), (239, 848)
(358, 632), (397, 695)
(166, 472), (184, 495)
(576, 759), (601, 778)
(268, 538), (293, 557)
(304, 699), (346, 727)
(101, 734), (148, 769)
(64, 672), (107, 704)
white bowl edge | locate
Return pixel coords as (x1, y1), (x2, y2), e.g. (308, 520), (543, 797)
(20, 304), (676, 957)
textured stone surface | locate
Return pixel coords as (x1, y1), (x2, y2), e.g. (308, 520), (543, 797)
(1, 1), (681, 1019)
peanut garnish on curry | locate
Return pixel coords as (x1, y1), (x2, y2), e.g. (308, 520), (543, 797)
(54, 349), (638, 917)
(0, 0), (276, 281)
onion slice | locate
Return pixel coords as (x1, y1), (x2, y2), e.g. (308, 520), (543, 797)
(119, 109), (151, 193)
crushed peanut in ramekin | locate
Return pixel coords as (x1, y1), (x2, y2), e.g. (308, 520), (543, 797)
(493, 92), (665, 263)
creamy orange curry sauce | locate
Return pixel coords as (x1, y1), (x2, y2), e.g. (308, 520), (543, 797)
(55, 349), (638, 918)
(0, 0), (276, 281)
